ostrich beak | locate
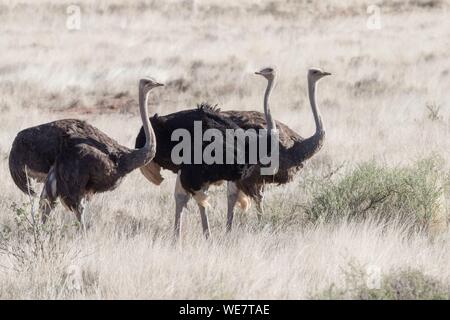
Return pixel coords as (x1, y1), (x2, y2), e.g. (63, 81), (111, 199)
(323, 72), (332, 76)
(155, 82), (164, 87)
(255, 71), (262, 75)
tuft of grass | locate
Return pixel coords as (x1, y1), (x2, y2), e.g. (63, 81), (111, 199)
(426, 102), (442, 121)
(305, 157), (448, 232)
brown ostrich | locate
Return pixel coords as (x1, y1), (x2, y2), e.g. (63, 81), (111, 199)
(222, 67), (332, 230)
(9, 78), (163, 229)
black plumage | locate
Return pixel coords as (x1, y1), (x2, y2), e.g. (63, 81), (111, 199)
(135, 104), (247, 195)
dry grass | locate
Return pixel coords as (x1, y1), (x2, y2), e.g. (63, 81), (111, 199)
(0, 0), (449, 299)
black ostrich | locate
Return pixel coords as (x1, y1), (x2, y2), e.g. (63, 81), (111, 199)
(134, 103), (248, 238)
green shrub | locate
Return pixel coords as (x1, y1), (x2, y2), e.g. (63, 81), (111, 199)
(0, 199), (79, 272)
(305, 157), (448, 231)
(0, 198), (88, 298)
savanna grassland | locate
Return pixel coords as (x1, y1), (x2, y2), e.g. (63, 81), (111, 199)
(0, 0), (449, 299)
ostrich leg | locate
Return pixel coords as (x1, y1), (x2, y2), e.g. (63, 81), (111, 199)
(39, 166), (58, 223)
(255, 201), (263, 221)
(226, 181), (239, 232)
(61, 196), (88, 235)
(174, 171), (190, 238)
(255, 185), (265, 221)
(74, 198), (88, 236)
(197, 204), (211, 238)
(195, 185), (211, 239)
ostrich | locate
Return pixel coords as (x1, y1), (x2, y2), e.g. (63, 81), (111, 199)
(137, 67), (331, 231)
(134, 104), (247, 238)
(222, 67), (331, 230)
(9, 78), (163, 228)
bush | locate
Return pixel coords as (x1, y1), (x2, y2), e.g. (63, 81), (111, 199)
(305, 157), (448, 232)
(0, 200), (79, 271)
(0, 197), (87, 298)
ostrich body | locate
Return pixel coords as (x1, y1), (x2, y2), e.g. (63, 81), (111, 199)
(9, 78), (162, 226)
(9, 119), (86, 196)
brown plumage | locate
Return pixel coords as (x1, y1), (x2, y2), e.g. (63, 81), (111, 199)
(8, 78), (162, 228)
(221, 67), (331, 230)
(9, 119), (80, 196)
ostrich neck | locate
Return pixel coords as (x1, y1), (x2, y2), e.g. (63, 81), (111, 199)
(139, 89), (154, 149)
(122, 88), (157, 173)
(308, 78), (323, 134)
(292, 78), (325, 164)
(264, 78), (277, 132)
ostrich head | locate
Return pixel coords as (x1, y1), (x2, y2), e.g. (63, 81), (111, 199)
(255, 67), (276, 81)
(308, 68), (332, 82)
(139, 77), (164, 93)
